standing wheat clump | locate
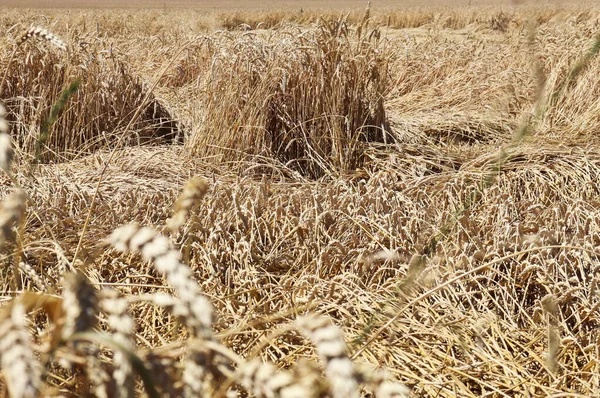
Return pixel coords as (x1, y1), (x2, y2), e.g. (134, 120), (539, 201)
(16, 27), (67, 51)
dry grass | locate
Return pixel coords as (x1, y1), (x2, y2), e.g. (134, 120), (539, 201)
(2, 3), (600, 397)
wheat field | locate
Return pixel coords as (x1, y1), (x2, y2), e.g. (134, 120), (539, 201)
(1, 3), (600, 397)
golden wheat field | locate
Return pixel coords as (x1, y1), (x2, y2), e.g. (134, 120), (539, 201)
(3, 3), (600, 397)
(0, 1), (522, 9)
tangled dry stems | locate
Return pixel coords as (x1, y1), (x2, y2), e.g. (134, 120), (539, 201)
(0, 205), (409, 396)
(2, 4), (600, 398)
(0, 114), (408, 395)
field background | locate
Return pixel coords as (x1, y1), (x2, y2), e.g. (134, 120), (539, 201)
(3, 0), (534, 9)
(2, 1), (600, 397)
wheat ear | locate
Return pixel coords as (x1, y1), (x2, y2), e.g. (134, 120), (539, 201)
(0, 303), (42, 398)
(99, 289), (135, 398)
(0, 189), (27, 248)
(0, 103), (14, 173)
(240, 359), (313, 398)
(108, 223), (214, 339)
(167, 177), (209, 232)
(0, 103), (9, 134)
(108, 224), (216, 396)
(296, 315), (360, 398)
(18, 262), (48, 291)
(61, 272), (98, 341)
(355, 367), (411, 398)
(16, 27), (67, 51)
(135, 292), (222, 396)
(60, 273), (115, 396)
(375, 380), (411, 398)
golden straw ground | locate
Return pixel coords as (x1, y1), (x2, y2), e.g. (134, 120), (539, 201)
(1, 4), (600, 397)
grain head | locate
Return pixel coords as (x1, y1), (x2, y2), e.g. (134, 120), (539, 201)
(108, 223), (214, 339)
(0, 189), (26, 248)
(61, 272), (98, 341)
(296, 314), (360, 398)
(167, 176), (209, 232)
(0, 303), (42, 398)
(16, 27), (67, 51)
(240, 359), (313, 398)
(0, 103), (13, 173)
(99, 289), (135, 398)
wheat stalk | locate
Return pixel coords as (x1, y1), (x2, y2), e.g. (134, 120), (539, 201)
(99, 289), (136, 398)
(0, 303), (42, 398)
